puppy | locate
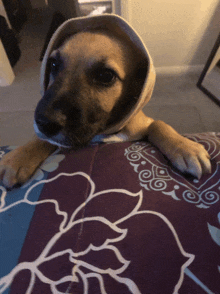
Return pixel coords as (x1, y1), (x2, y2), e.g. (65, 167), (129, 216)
(0, 15), (211, 188)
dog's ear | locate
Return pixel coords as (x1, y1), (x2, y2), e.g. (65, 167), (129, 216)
(136, 62), (148, 80)
(132, 60), (148, 96)
(107, 59), (148, 128)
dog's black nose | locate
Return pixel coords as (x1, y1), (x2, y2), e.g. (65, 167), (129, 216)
(35, 115), (62, 137)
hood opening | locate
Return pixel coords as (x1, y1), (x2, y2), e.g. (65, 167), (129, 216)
(40, 14), (156, 135)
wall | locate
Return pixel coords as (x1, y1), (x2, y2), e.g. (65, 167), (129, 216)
(0, 0), (15, 86)
(121, 0), (220, 72)
(0, 40), (15, 86)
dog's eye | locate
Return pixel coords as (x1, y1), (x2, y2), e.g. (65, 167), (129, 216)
(93, 69), (117, 86)
(49, 57), (62, 76)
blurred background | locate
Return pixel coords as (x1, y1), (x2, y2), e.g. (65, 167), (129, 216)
(0, 0), (219, 146)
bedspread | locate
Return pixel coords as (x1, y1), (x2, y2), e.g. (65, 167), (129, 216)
(0, 132), (220, 294)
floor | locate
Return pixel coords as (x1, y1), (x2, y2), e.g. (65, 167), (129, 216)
(0, 8), (219, 147)
(145, 71), (220, 135)
(201, 65), (220, 102)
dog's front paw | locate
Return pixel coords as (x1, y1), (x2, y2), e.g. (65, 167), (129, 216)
(0, 138), (57, 189)
(0, 147), (39, 189)
(169, 137), (211, 179)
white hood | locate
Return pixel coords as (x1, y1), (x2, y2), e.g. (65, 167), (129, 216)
(40, 13), (156, 135)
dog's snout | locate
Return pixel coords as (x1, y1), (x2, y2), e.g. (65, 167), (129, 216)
(52, 99), (82, 123)
(35, 114), (62, 137)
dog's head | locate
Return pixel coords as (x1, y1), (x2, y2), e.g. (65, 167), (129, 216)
(34, 15), (155, 148)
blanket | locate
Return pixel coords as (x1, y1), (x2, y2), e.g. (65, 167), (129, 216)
(0, 132), (220, 293)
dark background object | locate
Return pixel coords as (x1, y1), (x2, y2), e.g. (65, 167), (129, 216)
(39, 12), (66, 61)
(2, 0), (27, 32)
(197, 33), (220, 107)
(0, 15), (21, 67)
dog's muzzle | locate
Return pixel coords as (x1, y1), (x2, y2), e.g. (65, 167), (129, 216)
(34, 88), (79, 147)
(34, 121), (72, 148)
(34, 86), (111, 148)
(35, 114), (62, 137)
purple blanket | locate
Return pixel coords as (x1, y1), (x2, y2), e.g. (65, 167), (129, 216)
(0, 132), (220, 293)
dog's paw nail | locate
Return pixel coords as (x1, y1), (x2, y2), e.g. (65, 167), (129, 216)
(0, 166), (18, 189)
(190, 169), (202, 180)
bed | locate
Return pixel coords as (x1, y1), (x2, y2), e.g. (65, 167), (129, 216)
(0, 132), (219, 293)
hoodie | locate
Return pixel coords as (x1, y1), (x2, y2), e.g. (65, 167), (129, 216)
(39, 13), (156, 143)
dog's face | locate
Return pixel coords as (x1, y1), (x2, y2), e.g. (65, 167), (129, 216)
(34, 31), (147, 148)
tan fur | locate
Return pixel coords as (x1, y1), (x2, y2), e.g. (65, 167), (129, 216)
(0, 32), (211, 188)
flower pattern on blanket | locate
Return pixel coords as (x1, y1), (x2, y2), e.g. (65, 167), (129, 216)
(125, 133), (220, 209)
(208, 212), (220, 274)
(0, 172), (194, 294)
